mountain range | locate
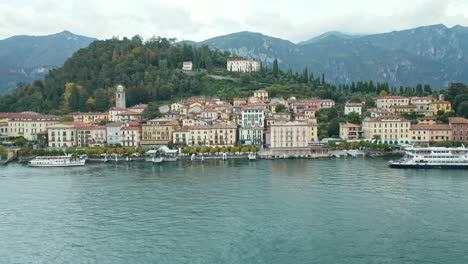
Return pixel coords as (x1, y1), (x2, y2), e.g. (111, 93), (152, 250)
(0, 31), (95, 94)
(1, 24), (468, 94)
(191, 24), (468, 89)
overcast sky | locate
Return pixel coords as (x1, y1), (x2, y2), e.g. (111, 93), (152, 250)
(1, 0), (468, 42)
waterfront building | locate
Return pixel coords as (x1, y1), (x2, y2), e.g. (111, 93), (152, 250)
(141, 118), (179, 146)
(227, 58), (260, 72)
(429, 100), (452, 115)
(254, 90), (268, 100)
(344, 103), (363, 116)
(241, 106), (265, 128)
(47, 122), (79, 148)
(339, 123), (362, 140)
(270, 121), (318, 148)
(178, 125), (237, 147)
(115, 85), (126, 109)
(120, 126), (141, 147)
(362, 115), (411, 144)
(239, 126), (264, 146)
(70, 112), (108, 124)
(106, 123), (124, 146)
(89, 126), (107, 147)
(449, 117), (468, 142)
(410, 124), (452, 145)
(182, 61), (193, 71)
(375, 96), (409, 109)
(173, 127), (189, 145)
(4, 113), (59, 141)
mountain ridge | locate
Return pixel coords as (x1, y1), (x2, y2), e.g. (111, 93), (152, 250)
(189, 24), (468, 89)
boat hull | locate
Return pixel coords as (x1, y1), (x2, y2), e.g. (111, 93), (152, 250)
(29, 163), (86, 167)
(389, 163), (468, 169)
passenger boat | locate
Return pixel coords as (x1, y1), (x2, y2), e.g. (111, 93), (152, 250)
(248, 152), (257, 160)
(29, 154), (86, 167)
(389, 146), (468, 169)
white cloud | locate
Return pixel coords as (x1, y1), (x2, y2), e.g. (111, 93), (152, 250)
(0, 0), (467, 42)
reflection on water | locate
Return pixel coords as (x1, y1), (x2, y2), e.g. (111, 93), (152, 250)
(1, 159), (468, 264)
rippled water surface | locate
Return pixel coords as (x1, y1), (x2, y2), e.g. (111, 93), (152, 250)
(1, 159), (468, 263)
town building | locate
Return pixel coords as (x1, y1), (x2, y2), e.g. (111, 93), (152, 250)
(410, 124), (452, 145)
(106, 123), (124, 146)
(141, 118), (179, 146)
(227, 58), (260, 72)
(339, 123), (362, 140)
(47, 122), (79, 148)
(70, 112), (109, 124)
(254, 90), (268, 100)
(389, 104), (417, 114)
(4, 113), (60, 141)
(182, 61), (193, 71)
(239, 126), (264, 146)
(449, 117), (468, 142)
(429, 100), (452, 115)
(417, 116), (437, 125)
(120, 126), (141, 147)
(375, 96), (409, 109)
(410, 97), (433, 111)
(176, 125), (237, 147)
(344, 103), (363, 116)
(241, 106), (265, 128)
(270, 121), (318, 148)
(362, 115), (411, 144)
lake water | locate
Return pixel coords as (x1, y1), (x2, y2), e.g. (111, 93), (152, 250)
(1, 159), (468, 263)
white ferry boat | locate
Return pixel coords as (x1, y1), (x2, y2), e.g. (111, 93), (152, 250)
(389, 146), (468, 169)
(29, 154), (86, 167)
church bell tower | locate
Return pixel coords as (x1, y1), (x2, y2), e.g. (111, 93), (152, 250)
(116, 85), (126, 108)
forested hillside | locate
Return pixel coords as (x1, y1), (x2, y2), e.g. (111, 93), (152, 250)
(2, 35), (463, 117)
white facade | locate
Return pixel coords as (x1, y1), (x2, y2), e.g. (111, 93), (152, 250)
(106, 124), (123, 146)
(182, 61), (193, 71)
(239, 127), (264, 146)
(241, 107), (265, 128)
(120, 127), (141, 147)
(227, 59), (260, 72)
(344, 103), (363, 116)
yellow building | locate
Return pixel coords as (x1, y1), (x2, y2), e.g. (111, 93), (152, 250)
(4, 113), (60, 140)
(429, 100), (452, 115)
(70, 112), (109, 124)
(253, 89), (269, 100)
(270, 121), (318, 148)
(141, 118), (179, 146)
(410, 124), (452, 145)
(173, 125), (237, 147)
(362, 115), (411, 144)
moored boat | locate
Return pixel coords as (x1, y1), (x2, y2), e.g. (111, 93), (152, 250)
(389, 146), (468, 169)
(29, 154), (86, 167)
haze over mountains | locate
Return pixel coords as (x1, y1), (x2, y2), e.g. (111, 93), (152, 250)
(1, 24), (467, 94)
(0, 31), (95, 93)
